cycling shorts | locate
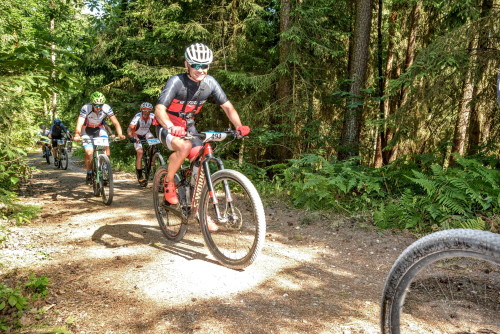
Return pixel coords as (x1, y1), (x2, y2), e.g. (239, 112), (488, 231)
(134, 132), (154, 151)
(82, 126), (108, 149)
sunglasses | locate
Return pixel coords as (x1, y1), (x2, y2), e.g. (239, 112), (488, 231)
(190, 63), (209, 70)
(93, 104), (103, 108)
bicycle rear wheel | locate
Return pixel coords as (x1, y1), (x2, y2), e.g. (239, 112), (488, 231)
(45, 146), (51, 164)
(199, 169), (266, 269)
(61, 148), (69, 170)
(380, 229), (500, 334)
(98, 154), (113, 205)
(152, 167), (187, 241)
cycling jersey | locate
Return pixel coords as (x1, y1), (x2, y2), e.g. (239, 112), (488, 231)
(79, 103), (114, 128)
(49, 123), (69, 139)
(129, 112), (155, 136)
(157, 73), (229, 128)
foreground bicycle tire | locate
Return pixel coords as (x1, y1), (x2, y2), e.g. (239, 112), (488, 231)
(153, 167), (187, 241)
(199, 169), (266, 270)
(61, 148), (69, 170)
(380, 229), (500, 334)
(99, 154), (113, 205)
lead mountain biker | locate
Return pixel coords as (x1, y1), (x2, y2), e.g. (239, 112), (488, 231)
(73, 91), (126, 183)
(154, 43), (250, 223)
(127, 102), (156, 185)
(48, 119), (73, 159)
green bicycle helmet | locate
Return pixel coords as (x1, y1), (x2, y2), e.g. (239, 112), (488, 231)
(90, 91), (106, 105)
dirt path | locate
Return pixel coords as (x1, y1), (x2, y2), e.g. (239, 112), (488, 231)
(1, 152), (418, 334)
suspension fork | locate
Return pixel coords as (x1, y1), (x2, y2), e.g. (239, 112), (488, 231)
(201, 156), (235, 223)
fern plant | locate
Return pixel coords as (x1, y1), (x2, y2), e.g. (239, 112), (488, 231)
(374, 155), (500, 231)
(283, 154), (386, 212)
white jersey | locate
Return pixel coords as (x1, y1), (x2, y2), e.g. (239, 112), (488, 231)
(79, 103), (114, 127)
(129, 112), (154, 136)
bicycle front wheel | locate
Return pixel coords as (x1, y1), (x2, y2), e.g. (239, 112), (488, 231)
(199, 169), (266, 269)
(381, 229), (500, 334)
(98, 154), (113, 205)
(61, 148), (69, 170)
(45, 146), (51, 164)
(152, 166), (187, 241)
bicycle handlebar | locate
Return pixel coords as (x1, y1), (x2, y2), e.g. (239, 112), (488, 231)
(179, 129), (243, 142)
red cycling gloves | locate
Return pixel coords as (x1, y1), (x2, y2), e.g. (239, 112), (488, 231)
(237, 125), (250, 137)
(170, 126), (187, 137)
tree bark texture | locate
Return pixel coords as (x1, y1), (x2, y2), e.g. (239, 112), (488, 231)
(338, 0), (373, 160)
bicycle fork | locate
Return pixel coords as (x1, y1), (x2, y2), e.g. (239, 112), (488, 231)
(199, 158), (237, 224)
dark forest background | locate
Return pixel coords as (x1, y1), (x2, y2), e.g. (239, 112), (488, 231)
(1, 0), (499, 232)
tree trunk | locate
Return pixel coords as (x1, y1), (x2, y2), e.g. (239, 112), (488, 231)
(263, 0), (294, 164)
(50, 2), (57, 120)
(467, 0), (494, 155)
(451, 40), (479, 161)
(385, 2), (421, 163)
(338, 0), (373, 160)
(373, 0), (384, 167)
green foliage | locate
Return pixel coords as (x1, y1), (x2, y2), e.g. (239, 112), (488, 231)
(25, 273), (50, 299)
(282, 154), (385, 212)
(0, 273), (52, 331)
(374, 155), (500, 231)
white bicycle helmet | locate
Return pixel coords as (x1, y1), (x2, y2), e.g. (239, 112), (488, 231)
(140, 102), (153, 111)
(185, 43), (213, 65)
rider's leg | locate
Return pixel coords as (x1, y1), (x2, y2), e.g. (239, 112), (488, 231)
(136, 148), (144, 182)
(163, 138), (191, 204)
(84, 147), (93, 183)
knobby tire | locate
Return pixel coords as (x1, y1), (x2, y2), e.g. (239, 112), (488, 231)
(199, 169), (266, 270)
(61, 148), (69, 170)
(99, 154), (113, 205)
(153, 166), (187, 242)
(380, 229), (500, 334)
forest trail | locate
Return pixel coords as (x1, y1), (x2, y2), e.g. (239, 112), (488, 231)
(1, 151), (418, 334)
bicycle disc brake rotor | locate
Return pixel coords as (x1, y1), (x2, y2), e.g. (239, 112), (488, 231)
(224, 207), (243, 230)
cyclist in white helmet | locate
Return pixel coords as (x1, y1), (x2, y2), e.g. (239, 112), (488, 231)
(73, 91), (126, 183)
(127, 102), (157, 185)
(155, 43), (250, 231)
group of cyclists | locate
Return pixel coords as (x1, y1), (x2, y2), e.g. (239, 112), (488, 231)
(38, 43), (251, 203)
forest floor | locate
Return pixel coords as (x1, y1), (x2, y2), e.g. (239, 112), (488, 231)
(0, 151), (420, 334)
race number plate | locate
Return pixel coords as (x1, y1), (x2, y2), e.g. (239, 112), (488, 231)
(93, 137), (109, 146)
(57, 139), (65, 145)
(204, 132), (227, 142)
(147, 138), (161, 145)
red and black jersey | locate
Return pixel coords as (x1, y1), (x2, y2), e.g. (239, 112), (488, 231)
(156, 73), (229, 128)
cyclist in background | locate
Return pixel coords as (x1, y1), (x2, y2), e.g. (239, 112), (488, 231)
(154, 43), (250, 208)
(38, 125), (51, 157)
(73, 91), (126, 183)
(127, 102), (156, 185)
(48, 119), (73, 159)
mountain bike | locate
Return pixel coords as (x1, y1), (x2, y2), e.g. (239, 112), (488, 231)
(152, 129), (266, 269)
(53, 138), (69, 170)
(40, 136), (52, 164)
(133, 137), (165, 187)
(82, 136), (116, 205)
(380, 228), (500, 334)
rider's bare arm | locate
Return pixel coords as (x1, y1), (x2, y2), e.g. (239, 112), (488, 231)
(154, 104), (175, 129)
(220, 101), (242, 129)
(74, 116), (86, 141)
(109, 115), (125, 139)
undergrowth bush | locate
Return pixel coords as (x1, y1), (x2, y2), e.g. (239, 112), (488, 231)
(374, 155), (500, 231)
(0, 274), (49, 331)
(271, 153), (499, 232)
(281, 154), (385, 213)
